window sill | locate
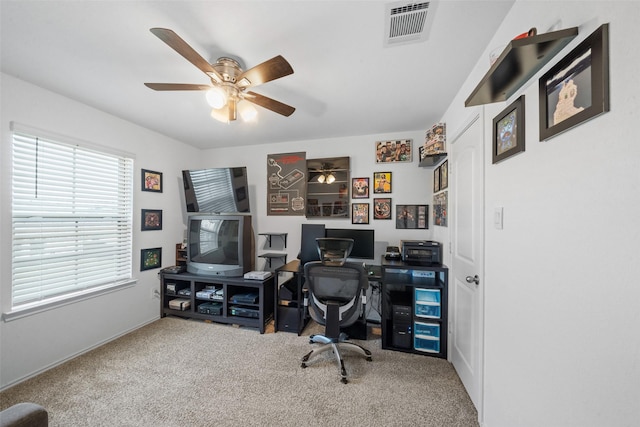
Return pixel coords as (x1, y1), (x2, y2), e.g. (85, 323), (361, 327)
(2, 279), (137, 322)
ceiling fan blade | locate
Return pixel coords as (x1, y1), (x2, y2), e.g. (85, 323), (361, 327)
(237, 55), (293, 88)
(245, 91), (295, 117)
(150, 28), (224, 83)
(144, 83), (211, 91)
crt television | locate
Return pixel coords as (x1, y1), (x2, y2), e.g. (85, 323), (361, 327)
(186, 214), (253, 277)
(182, 167), (250, 213)
(324, 228), (375, 260)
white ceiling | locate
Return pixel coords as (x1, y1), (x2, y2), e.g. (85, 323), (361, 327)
(1, 0), (514, 150)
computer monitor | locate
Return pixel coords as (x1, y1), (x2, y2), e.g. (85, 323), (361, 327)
(324, 228), (375, 260)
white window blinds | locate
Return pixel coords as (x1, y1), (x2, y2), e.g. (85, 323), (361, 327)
(11, 130), (134, 309)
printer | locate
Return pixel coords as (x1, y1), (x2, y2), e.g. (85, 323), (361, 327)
(401, 240), (442, 265)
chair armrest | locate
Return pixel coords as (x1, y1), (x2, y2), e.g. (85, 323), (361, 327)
(0, 402), (48, 427)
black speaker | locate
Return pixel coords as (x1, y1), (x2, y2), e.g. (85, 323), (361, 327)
(277, 306), (300, 332)
(298, 224), (325, 265)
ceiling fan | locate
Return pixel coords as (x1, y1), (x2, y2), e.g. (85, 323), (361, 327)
(144, 28), (295, 123)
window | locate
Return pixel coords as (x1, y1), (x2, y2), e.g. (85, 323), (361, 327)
(10, 126), (134, 312)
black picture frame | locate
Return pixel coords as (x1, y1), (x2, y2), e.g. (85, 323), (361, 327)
(433, 166), (440, 192)
(396, 204), (429, 229)
(493, 95), (526, 163)
(141, 209), (162, 231)
(440, 160), (448, 190)
(351, 177), (370, 199)
(539, 23), (609, 141)
(140, 247), (162, 271)
(373, 198), (392, 220)
(352, 203), (369, 224)
(373, 172), (392, 194)
(141, 169), (163, 192)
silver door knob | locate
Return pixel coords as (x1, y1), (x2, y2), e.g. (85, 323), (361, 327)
(465, 275), (480, 285)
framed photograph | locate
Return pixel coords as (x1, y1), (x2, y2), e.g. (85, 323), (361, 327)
(396, 204), (429, 229)
(433, 191), (448, 227)
(539, 23), (609, 141)
(375, 139), (412, 163)
(352, 177), (370, 199)
(493, 95), (525, 163)
(141, 169), (163, 192)
(373, 172), (392, 194)
(373, 198), (392, 220)
(141, 209), (162, 231)
(433, 166), (440, 192)
(140, 247), (162, 271)
(440, 160), (448, 190)
(352, 203), (369, 224)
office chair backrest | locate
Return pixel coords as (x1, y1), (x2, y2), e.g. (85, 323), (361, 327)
(304, 261), (366, 327)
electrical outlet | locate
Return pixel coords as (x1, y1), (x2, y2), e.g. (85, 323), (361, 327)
(152, 287), (160, 299)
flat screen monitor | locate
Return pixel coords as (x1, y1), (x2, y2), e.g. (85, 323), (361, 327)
(324, 228), (375, 260)
(182, 167), (250, 213)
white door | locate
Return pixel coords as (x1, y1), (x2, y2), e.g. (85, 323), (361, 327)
(450, 114), (484, 416)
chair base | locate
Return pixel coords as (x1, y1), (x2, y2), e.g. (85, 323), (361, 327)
(301, 333), (372, 384)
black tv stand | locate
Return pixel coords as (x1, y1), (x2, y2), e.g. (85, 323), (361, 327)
(160, 271), (275, 334)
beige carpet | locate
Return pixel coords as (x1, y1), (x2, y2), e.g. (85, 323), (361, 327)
(0, 317), (478, 427)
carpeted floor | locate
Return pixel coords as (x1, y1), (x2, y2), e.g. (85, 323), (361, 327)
(0, 317), (478, 427)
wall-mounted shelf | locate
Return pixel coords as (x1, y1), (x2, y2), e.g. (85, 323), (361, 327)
(259, 232), (288, 248)
(418, 153), (447, 168)
(465, 27), (578, 107)
(259, 253), (288, 269)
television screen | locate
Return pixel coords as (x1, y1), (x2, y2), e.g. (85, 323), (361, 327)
(324, 228), (375, 260)
(183, 167), (250, 213)
(187, 214), (252, 277)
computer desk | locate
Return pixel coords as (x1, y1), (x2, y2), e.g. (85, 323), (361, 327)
(274, 259), (382, 337)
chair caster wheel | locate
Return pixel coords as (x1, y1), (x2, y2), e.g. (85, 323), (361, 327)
(366, 357), (372, 362)
(301, 363), (307, 368)
(341, 378), (348, 384)
(309, 339), (314, 344)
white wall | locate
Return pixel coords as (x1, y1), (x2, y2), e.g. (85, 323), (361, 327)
(441, 1), (640, 426)
(0, 74), (201, 389)
(196, 132), (444, 269)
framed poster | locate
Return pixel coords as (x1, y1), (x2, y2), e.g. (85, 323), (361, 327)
(396, 204), (428, 229)
(373, 172), (392, 194)
(352, 203), (369, 224)
(140, 247), (162, 271)
(373, 198), (392, 220)
(141, 209), (162, 231)
(440, 160), (448, 190)
(493, 95), (525, 163)
(375, 139), (412, 163)
(539, 24), (609, 141)
(266, 152), (307, 216)
(141, 169), (162, 192)
(434, 166), (440, 192)
(352, 177), (370, 199)
(433, 192), (448, 227)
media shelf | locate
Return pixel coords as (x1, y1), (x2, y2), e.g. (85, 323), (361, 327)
(380, 258), (448, 358)
(160, 271), (275, 334)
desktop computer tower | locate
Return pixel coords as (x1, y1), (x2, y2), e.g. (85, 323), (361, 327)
(391, 304), (412, 349)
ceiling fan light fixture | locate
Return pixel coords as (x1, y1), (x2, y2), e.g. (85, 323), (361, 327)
(325, 173), (336, 184)
(237, 77), (251, 87)
(206, 87), (227, 109)
(210, 107), (230, 124)
(238, 101), (257, 122)
(316, 174), (326, 184)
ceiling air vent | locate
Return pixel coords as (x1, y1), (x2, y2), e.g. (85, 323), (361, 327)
(384, 1), (437, 47)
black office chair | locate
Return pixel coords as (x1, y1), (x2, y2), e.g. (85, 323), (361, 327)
(301, 238), (372, 383)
